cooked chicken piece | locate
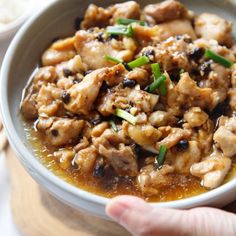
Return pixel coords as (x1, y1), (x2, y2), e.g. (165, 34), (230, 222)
(36, 84), (63, 117)
(127, 124), (162, 152)
(74, 29), (137, 69)
(37, 117), (84, 146)
(195, 13), (233, 47)
(21, 92), (38, 120)
(75, 146), (98, 173)
(42, 37), (76, 66)
(214, 117), (236, 157)
(137, 164), (174, 195)
(194, 38), (235, 62)
(228, 88), (236, 110)
(229, 65), (236, 109)
(149, 111), (176, 127)
(175, 72), (214, 110)
(93, 129), (138, 176)
(65, 64), (126, 115)
(56, 55), (88, 78)
(168, 141), (201, 174)
(132, 24), (159, 42)
(126, 68), (151, 87)
(54, 149), (75, 170)
(74, 137), (90, 152)
(81, 4), (112, 29)
(195, 119), (214, 156)
(97, 87), (159, 116)
(21, 67), (58, 120)
(156, 19), (196, 41)
(231, 64), (236, 87)
(143, 0), (188, 24)
(81, 1), (140, 29)
(190, 149), (231, 189)
(184, 107), (208, 128)
(142, 36), (192, 72)
(199, 63), (231, 106)
(110, 1), (141, 25)
(156, 127), (191, 150)
(91, 122), (110, 137)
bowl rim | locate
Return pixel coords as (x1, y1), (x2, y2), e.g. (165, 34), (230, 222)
(1, 0), (236, 209)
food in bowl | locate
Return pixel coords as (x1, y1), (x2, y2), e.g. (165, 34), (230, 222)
(20, 0), (236, 202)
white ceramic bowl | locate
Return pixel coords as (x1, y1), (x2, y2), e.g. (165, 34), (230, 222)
(1, 0), (236, 219)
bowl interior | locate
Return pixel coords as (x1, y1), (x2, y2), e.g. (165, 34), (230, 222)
(2, 0), (236, 209)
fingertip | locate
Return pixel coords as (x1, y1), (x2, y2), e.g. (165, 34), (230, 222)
(106, 195), (150, 221)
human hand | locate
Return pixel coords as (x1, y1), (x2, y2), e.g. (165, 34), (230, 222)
(106, 196), (236, 236)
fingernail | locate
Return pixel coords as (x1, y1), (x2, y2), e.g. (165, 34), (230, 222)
(106, 201), (128, 221)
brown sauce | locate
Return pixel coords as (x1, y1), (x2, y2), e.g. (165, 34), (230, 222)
(23, 120), (215, 202)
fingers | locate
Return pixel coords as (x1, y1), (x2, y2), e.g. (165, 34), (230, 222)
(106, 196), (236, 236)
(106, 195), (189, 236)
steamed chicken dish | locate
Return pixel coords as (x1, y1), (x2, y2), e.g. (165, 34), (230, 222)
(21, 0), (236, 201)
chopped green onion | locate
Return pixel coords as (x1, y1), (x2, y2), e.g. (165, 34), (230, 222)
(109, 120), (118, 132)
(115, 108), (137, 125)
(151, 63), (161, 79)
(148, 74), (166, 93)
(159, 83), (167, 96)
(116, 18), (147, 26)
(104, 55), (123, 64)
(106, 25), (133, 37)
(155, 145), (167, 169)
(204, 49), (233, 68)
(179, 69), (185, 75)
(127, 56), (150, 69)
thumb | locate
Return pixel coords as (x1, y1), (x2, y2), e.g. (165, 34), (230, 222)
(106, 195), (189, 236)
(106, 196), (236, 236)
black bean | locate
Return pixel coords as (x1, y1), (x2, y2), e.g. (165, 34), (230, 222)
(93, 164), (105, 178)
(84, 70), (93, 76)
(91, 117), (102, 126)
(96, 32), (104, 42)
(189, 48), (205, 61)
(176, 118), (185, 127)
(122, 62), (131, 71)
(132, 143), (142, 155)
(51, 129), (59, 137)
(123, 78), (136, 88)
(108, 34), (119, 40)
(100, 81), (108, 92)
(175, 35), (182, 40)
(61, 91), (71, 104)
(200, 60), (212, 75)
(63, 68), (73, 77)
(143, 49), (155, 61)
(176, 140), (189, 151)
(183, 37), (192, 44)
(74, 17), (83, 30)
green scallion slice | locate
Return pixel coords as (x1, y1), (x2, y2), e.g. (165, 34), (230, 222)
(115, 108), (137, 125)
(127, 56), (150, 69)
(109, 120), (118, 132)
(155, 145), (167, 168)
(116, 18), (147, 26)
(204, 49), (234, 68)
(159, 83), (167, 96)
(151, 63), (161, 79)
(104, 55), (123, 64)
(106, 25), (133, 37)
(148, 74), (166, 93)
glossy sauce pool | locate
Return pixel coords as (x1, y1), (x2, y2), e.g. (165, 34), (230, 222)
(23, 120), (236, 202)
